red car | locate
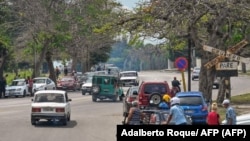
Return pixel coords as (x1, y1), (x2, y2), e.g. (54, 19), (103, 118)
(57, 76), (81, 91)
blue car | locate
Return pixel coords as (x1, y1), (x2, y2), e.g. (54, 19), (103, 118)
(175, 91), (208, 124)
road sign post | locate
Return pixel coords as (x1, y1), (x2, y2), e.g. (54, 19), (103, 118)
(175, 57), (188, 92)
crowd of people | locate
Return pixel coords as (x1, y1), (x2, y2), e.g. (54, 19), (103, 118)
(125, 93), (237, 125)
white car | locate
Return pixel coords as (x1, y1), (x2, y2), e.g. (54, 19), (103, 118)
(221, 113), (250, 125)
(33, 77), (56, 92)
(5, 79), (30, 98)
(31, 90), (72, 125)
(81, 77), (93, 95)
(119, 71), (139, 86)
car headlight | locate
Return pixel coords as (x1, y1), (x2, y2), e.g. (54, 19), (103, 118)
(82, 86), (87, 89)
(17, 88), (22, 91)
(38, 85), (45, 89)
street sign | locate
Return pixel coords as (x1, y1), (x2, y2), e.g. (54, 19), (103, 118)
(216, 62), (238, 70)
(203, 45), (250, 64)
(175, 57), (188, 71)
(204, 56), (225, 69)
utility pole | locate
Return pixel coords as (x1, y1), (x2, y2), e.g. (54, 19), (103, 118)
(187, 34), (192, 91)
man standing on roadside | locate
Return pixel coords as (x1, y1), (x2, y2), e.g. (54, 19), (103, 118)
(0, 74), (7, 98)
(222, 99), (236, 125)
(27, 76), (33, 97)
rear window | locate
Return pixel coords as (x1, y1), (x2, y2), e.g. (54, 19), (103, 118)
(143, 84), (168, 94)
(34, 93), (64, 103)
(179, 96), (203, 105)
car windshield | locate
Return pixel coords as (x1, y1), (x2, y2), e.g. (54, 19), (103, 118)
(179, 96), (203, 105)
(11, 81), (25, 86)
(33, 79), (46, 84)
(34, 93), (64, 103)
(143, 84), (167, 94)
(61, 77), (74, 81)
(121, 72), (137, 77)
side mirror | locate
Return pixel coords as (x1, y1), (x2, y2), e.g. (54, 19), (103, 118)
(68, 99), (72, 102)
(31, 99), (34, 101)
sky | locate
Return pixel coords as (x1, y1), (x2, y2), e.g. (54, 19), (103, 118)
(115, 0), (139, 9)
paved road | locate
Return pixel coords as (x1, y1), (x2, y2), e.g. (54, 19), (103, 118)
(0, 70), (249, 141)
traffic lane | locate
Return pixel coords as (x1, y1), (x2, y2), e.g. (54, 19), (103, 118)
(0, 93), (122, 141)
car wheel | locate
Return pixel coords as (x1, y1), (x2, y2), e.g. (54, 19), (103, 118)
(92, 95), (97, 102)
(112, 94), (118, 102)
(23, 90), (26, 97)
(149, 93), (162, 107)
(82, 91), (86, 95)
(62, 118), (67, 126)
(67, 114), (70, 121)
(31, 117), (36, 125)
(119, 96), (123, 101)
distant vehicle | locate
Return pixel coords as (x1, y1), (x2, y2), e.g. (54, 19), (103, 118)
(119, 71), (139, 87)
(5, 79), (30, 98)
(31, 90), (72, 126)
(222, 113), (250, 125)
(191, 67), (220, 89)
(123, 86), (139, 113)
(191, 67), (200, 80)
(106, 66), (120, 76)
(32, 77), (56, 92)
(175, 91), (208, 124)
(81, 77), (93, 95)
(57, 76), (81, 91)
(91, 74), (124, 102)
(135, 81), (171, 109)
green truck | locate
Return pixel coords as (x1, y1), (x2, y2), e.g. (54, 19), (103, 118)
(91, 74), (124, 102)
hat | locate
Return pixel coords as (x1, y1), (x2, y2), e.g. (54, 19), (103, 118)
(222, 99), (230, 105)
(163, 94), (171, 103)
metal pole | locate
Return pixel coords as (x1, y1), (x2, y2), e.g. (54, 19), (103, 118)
(187, 35), (191, 91)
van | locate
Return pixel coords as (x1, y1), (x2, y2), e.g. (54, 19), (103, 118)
(91, 74), (124, 102)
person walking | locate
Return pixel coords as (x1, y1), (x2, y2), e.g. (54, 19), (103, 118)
(171, 77), (181, 92)
(55, 66), (60, 79)
(222, 99), (236, 125)
(126, 101), (144, 125)
(207, 102), (220, 125)
(0, 74), (7, 98)
(165, 97), (187, 125)
(27, 76), (34, 97)
(64, 66), (68, 76)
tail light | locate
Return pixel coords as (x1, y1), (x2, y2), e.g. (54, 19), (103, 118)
(56, 108), (65, 112)
(126, 97), (134, 103)
(202, 105), (208, 111)
(32, 107), (41, 112)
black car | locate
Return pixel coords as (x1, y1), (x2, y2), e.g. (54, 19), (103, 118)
(123, 86), (139, 113)
(140, 109), (193, 125)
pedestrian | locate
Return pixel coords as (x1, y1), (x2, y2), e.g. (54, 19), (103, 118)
(126, 101), (144, 125)
(158, 94), (171, 110)
(27, 76), (33, 97)
(64, 66), (68, 76)
(222, 99), (236, 125)
(0, 74), (7, 98)
(207, 102), (220, 125)
(55, 66), (60, 79)
(165, 97), (187, 125)
(171, 77), (181, 92)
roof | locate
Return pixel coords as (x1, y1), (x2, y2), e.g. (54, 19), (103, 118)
(13, 79), (26, 81)
(33, 77), (49, 79)
(176, 91), (203, 97)
(35, 90), (66, 95)
(120, 71), (137, 73)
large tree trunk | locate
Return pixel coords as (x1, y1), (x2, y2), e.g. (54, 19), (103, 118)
(45, 51), (57, 86)
(32, 46), (47, 78)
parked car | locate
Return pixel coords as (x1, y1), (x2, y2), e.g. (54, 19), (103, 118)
(119, 71), (139, 87)
(31, 90), (71, 126)
(57, 76), (81, 91)
(123, 86), (139, 113)
(222, 113), (250, 125)
(191, 67), (201, 80)
(5, 79), (30, 98)
(91, 74), (124, 102)
(135, 81), (171, 109)
(191, 67), (220, 89)
(32, 77), (56, 92)
(81, 77), (93, 95)
(175, 91), (208, 124)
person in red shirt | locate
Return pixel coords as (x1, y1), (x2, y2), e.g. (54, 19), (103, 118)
(207, 102), (220, 125)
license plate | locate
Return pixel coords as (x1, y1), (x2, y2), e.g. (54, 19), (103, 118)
(43, 107), (54, 112)
(185, 110), (193, 114)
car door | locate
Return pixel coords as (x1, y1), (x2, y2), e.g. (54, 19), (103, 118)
(65, 92), (71, 114)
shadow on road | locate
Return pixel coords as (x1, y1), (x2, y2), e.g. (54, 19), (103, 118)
(33, 120), (77, 128)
